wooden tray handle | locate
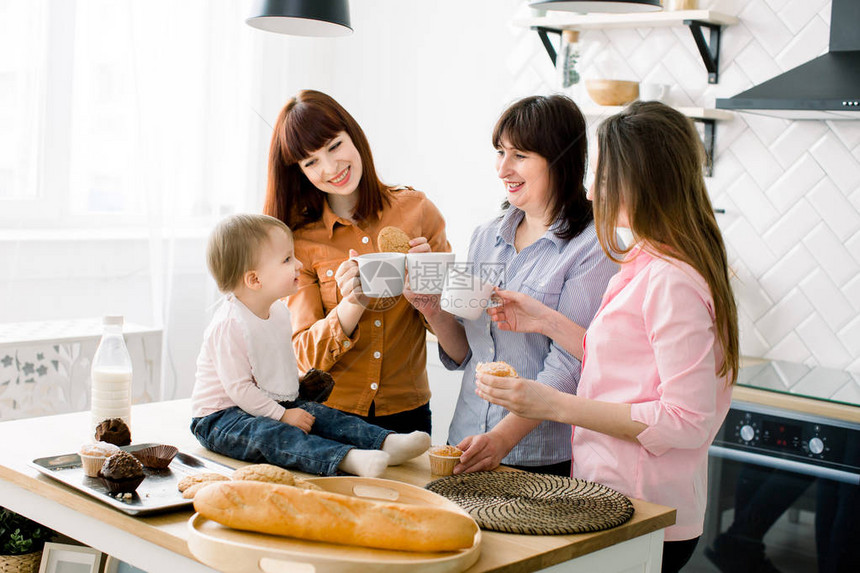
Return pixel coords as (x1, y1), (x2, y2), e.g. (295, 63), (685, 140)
(259, 557), (316, 573)
(351, 484), (400, 501)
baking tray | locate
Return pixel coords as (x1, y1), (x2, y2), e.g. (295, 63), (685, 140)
(187, 477), (481, 573)
(30, 443), (234, 516)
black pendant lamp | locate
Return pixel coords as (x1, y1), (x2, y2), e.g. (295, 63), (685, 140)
(246, 0), (352, 37)
(530, 0), (662, 13)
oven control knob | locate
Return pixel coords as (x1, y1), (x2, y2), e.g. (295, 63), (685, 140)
(808, 437), (824, 455)
(740, 424), (755, 442)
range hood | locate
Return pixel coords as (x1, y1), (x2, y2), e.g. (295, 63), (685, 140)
(716, 0), (860, 119)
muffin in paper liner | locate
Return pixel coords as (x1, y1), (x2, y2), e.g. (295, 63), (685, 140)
(99, 451), (145, 494)
(132, 444), (178, 469)
(99, 473), (145, 495)
(79, 441), (121, 477)
(428, 445), (463, 476)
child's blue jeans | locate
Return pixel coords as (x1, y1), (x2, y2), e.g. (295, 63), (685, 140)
(190, 400), (392, 475)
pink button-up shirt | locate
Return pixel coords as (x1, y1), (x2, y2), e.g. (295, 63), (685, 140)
(574, 246), (732, 541)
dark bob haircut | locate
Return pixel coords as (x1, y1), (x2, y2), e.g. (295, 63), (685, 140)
(492, 94), (592, 240)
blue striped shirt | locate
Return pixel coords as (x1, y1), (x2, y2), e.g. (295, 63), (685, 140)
(442, 207), (618, 466)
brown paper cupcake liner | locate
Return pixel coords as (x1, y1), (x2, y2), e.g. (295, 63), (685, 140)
(100, 474), (145, 495)
(132, 444), (178, 469)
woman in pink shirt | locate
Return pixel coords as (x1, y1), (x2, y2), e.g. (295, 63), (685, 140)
(476, 101), (739, 573)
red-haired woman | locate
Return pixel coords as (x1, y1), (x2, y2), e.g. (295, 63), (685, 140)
(264, 90), (450, 434)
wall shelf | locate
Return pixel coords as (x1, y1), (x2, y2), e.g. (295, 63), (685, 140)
(579, 106), (733, 121)
(515, 10), (738, 84)
(578, 105), (734, 177)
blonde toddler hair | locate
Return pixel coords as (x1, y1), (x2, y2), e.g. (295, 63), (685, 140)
(207, 214), (293, 293)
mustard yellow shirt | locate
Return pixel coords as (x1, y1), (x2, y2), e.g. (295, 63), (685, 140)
(288, 188), (451, 416)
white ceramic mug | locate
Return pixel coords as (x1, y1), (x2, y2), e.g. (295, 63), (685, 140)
(405, 252), (456, 295)
(639, 83), (668, 101)
(440, 267), (496, 321)
(351, 253), (406, 298)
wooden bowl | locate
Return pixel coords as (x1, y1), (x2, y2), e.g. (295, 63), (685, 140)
(585, 79), (640, 106)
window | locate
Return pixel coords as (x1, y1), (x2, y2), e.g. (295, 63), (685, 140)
(0, 0), (266, 229)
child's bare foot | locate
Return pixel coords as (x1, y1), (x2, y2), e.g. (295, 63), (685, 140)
(382, 431), (431, 465)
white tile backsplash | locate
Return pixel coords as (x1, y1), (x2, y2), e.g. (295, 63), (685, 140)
(755, 289), (814, 347)
(802, 224), (860, 286)
(765, 332), (811, 363)
(851, 189), (860, 213)
(796, 315), (854, 368)
(766, 153), (826, 212)
(742, 114), (791, 148)
(732, 263), (773, 321)
(775, 15), (829, 69)
(846, 275), (860, 313)
(769, 121), (829, 170)
(739, 1), (794, 59)
(719, 22), (755, 65)
(762, 0), (791, 13)
(738, 311), (771, 357)
(791, 362), (853, 396)
(780, 0), (830, 35)
(807, 178), (860, 241)
(840, 316), (860, 358)
(759, 243), (816, 301)
(830, 380), (860, 406)
(828, 120), (860, 151)
(798, 269), (853, 331)
(762, 199), (822, 258)
(848, 232), (860, 266)
(727, 174), (780, 233)
(726, 218), (778, 276)
(810, 135), (860, 194)
(731, 130), (785, 189)
(536, 1), (859, 371)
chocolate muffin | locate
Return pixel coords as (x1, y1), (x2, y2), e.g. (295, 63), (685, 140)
(94, 417), (131, 446)
(100, 450), (145, 494)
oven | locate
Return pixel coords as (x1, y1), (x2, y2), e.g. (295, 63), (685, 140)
(686, 399), (860, 573)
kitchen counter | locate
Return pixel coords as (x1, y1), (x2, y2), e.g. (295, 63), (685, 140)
(0, 399), (675, 572)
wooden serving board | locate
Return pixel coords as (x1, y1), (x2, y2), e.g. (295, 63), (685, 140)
(186, 476), (482, 573)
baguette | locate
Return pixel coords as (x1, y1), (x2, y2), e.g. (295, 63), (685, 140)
(193, 480), (477, 552)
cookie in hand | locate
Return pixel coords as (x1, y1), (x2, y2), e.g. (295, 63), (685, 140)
(377, 226), (411, 253)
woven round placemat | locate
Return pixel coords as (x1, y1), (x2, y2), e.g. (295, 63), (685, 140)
(426, 471), (634, 535)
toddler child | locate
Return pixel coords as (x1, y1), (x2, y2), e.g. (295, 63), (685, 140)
(191, 214), (430, 477)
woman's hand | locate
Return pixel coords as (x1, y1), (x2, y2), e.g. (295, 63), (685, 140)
(403, 282), (443, 319)
(407, 237), (432, 253)
(335, 249), (368, 307)
(474, 372), (561, 422)
(487, 288), (551, 335)
(280, 408), (315, 433)
(453, 432), (512, 474)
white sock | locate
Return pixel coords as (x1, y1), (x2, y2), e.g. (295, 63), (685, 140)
(338, 449), (390, 477)
(381, 431), (431, 466)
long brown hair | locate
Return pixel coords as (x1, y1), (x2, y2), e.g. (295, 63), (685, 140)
(263, 90), (390, 229)
(492, 94), (592, 239)
(594, 101), (738, 383)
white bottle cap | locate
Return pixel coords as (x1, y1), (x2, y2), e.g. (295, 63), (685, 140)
(103, 315), (124, 326)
